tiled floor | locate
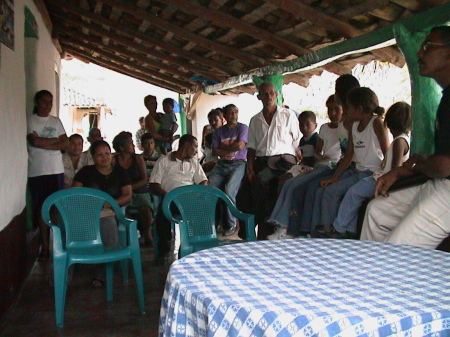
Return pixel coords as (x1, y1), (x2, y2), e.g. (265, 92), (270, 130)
(0, 245), (170, 337)
(0, 230), (243, 337)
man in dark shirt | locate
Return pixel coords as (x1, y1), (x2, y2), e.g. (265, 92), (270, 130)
(360, 26), (450, 249)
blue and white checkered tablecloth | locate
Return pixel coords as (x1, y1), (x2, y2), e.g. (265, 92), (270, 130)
(159, 239), (450, 337)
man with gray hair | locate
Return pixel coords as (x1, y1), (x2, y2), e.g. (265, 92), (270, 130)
(245, 81), (301, 237)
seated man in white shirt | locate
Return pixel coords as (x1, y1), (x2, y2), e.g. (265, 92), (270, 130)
(245, 81), (301, 237)
(149, 134), (208, 259)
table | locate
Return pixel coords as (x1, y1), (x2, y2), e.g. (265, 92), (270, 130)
(159, 239), (450, 337)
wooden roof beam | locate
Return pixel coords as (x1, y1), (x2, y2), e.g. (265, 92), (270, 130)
(265, 0), (405, 67)
(60, 37), (192, 89)
(100, 0), (266, 67)
(156, 0), (310, 57)
(50, 14), (226, 83)
(47, 1), (232, 78)
(63, 45), (186, 93)
(57, 29), (189, 79)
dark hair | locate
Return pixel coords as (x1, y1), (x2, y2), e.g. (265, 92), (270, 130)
(162, 98), (175, 108)
(139, 116), (144, 123)
(112, 131), (132, 153)
(207, 108), (223, 120)
(88, 127), (101, 138)
(90, 140), (111, 156)
(204, 132), (213, 148)
(299, 110), (317, 123)
(385, 102), (412, 133)
(144, 95), (156, 105)
(335, 74), (360, 109)
(223, 104), (237, 114)
(179, 134), (197, 148)
(347, 87), (384, 117)
(326, 94), (339, 106)
(140, 133), (154, 145)
(33, 90), (52, 114)
(69, 133), (83, 142)
(430, 26), (450, 45)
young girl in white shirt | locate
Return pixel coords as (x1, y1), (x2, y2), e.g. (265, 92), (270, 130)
(316, 87), (390, 235)
(329, 102), (411, 237)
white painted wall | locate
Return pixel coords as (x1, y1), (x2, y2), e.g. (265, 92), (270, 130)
(0, 0), (61, 231)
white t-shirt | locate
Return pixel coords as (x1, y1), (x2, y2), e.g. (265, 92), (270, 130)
(247, 107), (301, 157)
(317, 123), (341, 167)
(62, 152), (89, 188)
(352, 116), (383, 172)
(27, 114), (66, 177)
(149, 153), (208, 193)
(373, 133), (410, 180)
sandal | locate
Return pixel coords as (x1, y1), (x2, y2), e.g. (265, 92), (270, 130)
(91, 278), (104, 287)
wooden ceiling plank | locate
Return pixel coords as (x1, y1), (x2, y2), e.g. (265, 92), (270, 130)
(94, 1), (103, 14)
(53, 14), (225, 82)
(338, 0), (391, 18)
(208, 0), (229, 10)
(59, 32), (189, 78)
(62, 39), (191, 88)
(157, 0), (310, 56)
(264, 0), (405, 67)
(63, 45), (185, 93)
(100, 0), (266, 66)
(52, 13), (225, 82)
(47, 2), (231, 78)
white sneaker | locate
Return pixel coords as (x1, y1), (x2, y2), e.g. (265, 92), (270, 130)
(267, 227), (287, 240)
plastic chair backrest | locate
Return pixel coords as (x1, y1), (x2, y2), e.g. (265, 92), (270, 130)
(162, 185), (236, 244)
(41, 187), (124, 250)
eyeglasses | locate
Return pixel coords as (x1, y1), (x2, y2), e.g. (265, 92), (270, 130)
(420, 41), (450, 52)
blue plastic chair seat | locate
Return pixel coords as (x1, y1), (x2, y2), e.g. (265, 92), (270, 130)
(161, 185), (257, 258)
(41, 187), (145, 327)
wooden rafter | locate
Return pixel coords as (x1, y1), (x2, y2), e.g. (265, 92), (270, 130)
(47, 0), (232, 78)
(60, 37), (192, 89)
(63, 45), (186, 93)
(156, 0), (311, 57)
(265, 0), (405, 67)
(58, 31), (189, 79)
(99, 0), (267, 67)
(50, 16), (229, 84)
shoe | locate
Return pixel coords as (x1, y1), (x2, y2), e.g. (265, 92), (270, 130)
(224, 225), (237, 236)
(313, 225), (330, 233)
(267, 226), (287, 240)
(314, 227), (350, 239)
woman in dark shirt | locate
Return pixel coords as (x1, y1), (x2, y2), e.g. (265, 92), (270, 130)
(73, 140), (132, 248)
(112, 132), (153, 246)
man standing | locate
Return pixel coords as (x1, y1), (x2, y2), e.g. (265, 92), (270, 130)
(149, 134), (208, 258)
(246, 81), (301, 234)
(361, 26), (450, 249)
(209, 104), (248, 236)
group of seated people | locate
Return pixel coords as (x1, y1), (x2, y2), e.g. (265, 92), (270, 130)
(29, 26), (450, 264)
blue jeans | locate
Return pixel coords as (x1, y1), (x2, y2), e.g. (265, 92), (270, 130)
(268, 165), (331, 228)
(287, 167), (334, 235)
(320, 167), (373, 230)
(333, 176), (376, 233)
(208, 160), (246, 229)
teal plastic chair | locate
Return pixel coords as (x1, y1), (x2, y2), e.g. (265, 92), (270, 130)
(41, 187), (145, 327)
(161, 185), (256, 258)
